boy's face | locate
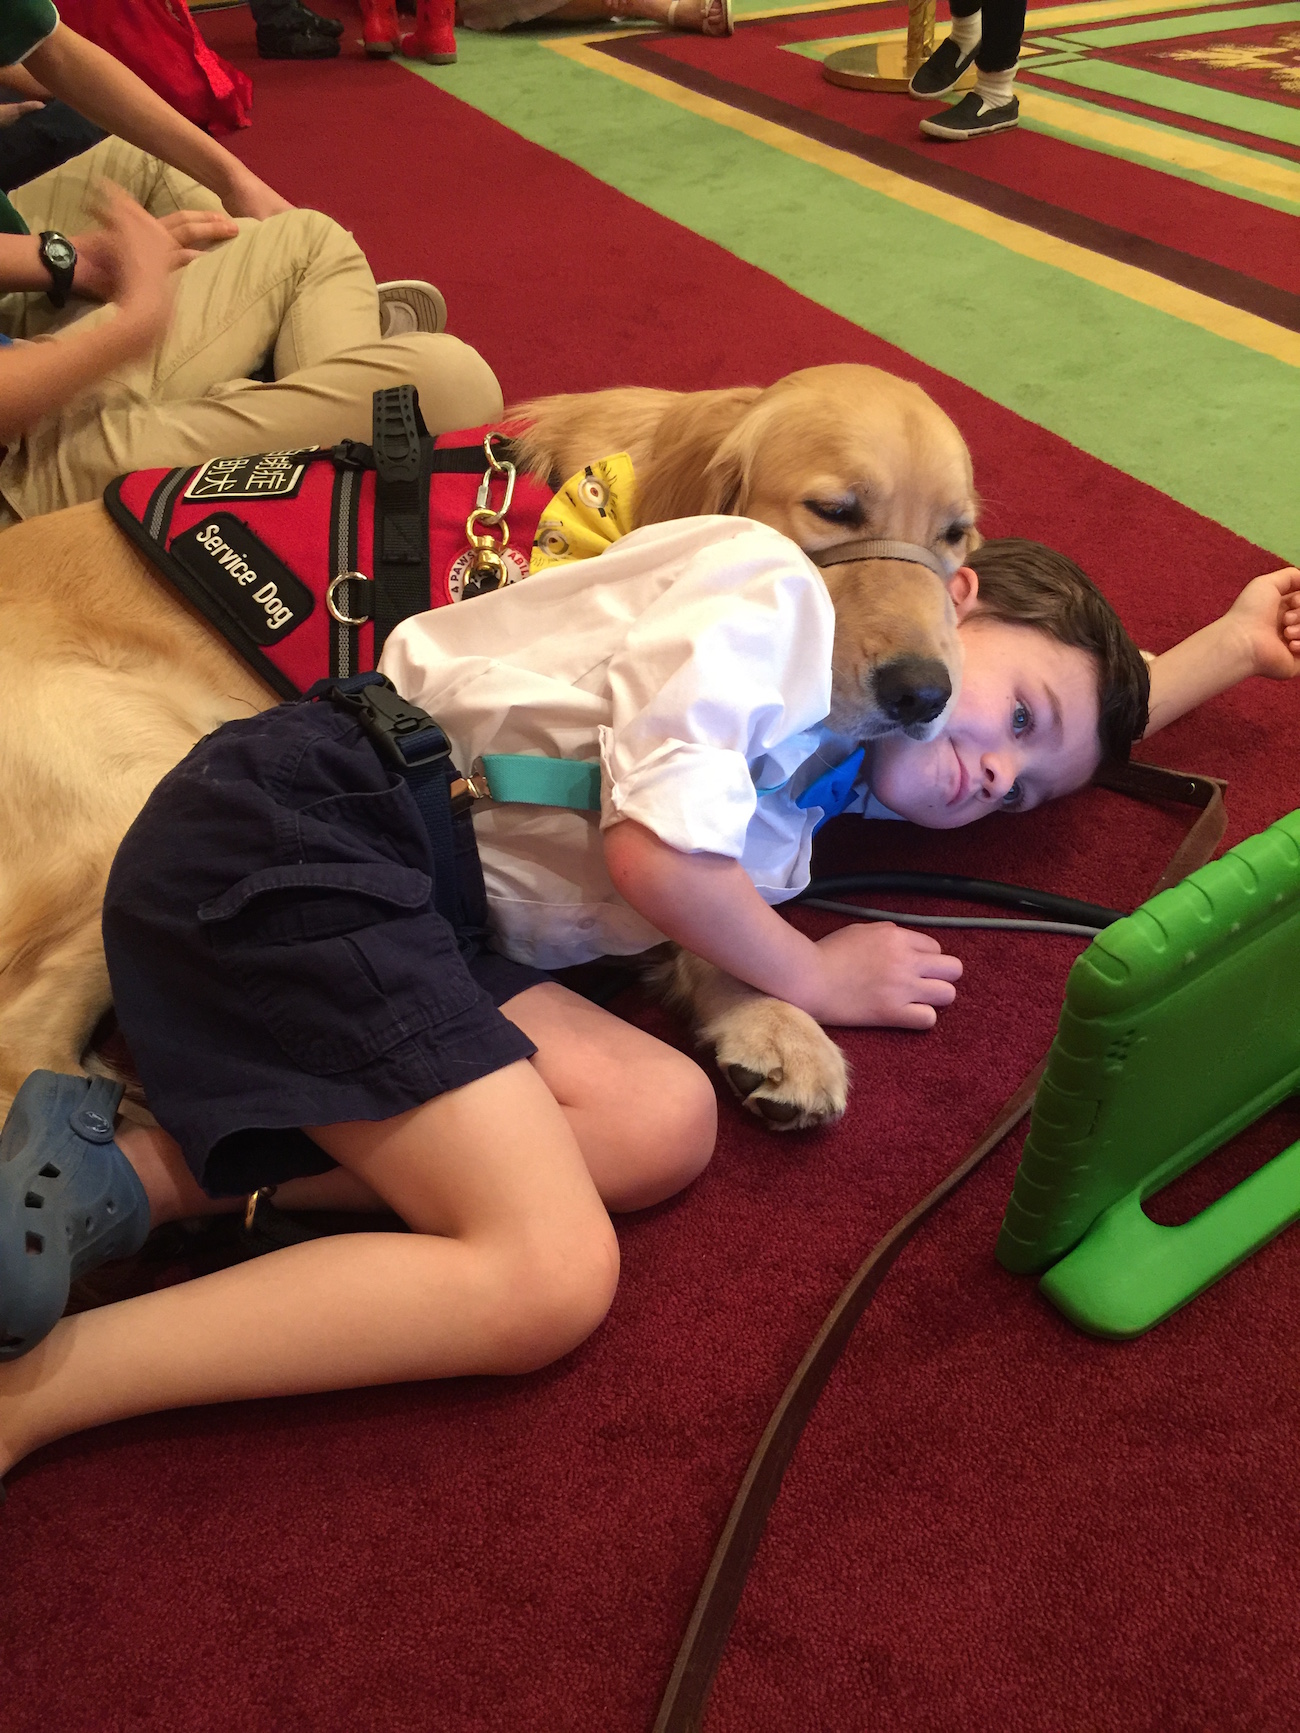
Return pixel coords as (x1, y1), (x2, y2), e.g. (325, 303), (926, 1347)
(868, 607), (1103, 830)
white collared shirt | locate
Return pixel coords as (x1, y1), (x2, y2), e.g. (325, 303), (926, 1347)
(380, 516), (854, 969)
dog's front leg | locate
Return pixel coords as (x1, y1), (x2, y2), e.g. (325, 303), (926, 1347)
(652, 948), (849, 1131)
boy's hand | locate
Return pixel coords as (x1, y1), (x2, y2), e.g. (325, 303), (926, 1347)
(74, 186), (178, 356)
(70, 192), (230, 303)
(804, 921), (962, 1029)
(0, 100), (44, 126)
(603, 818), (961, 1030)
(158, 208), (240, 252)
(1226, 567), (1300, 682)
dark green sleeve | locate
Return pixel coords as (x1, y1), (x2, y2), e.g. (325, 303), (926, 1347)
(0, 190), (29, 235)
(0, 0), (59, 68)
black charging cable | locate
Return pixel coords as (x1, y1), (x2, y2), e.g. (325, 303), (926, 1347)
(794, 872), (1124, 939)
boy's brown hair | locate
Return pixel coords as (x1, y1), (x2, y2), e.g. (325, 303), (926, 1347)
(966, 538), (1150, 763)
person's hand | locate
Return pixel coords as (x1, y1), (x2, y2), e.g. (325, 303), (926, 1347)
(74, 185), (178, 356)
(158, 208), (239, 252)
(0, 100), (44, 126)
(219, 167), (292, 219)
(69, 184), (186, 303)
(70, 198), (231, 300)
(1225, 568), (1300, 682)
(802, 921), (962, 1029)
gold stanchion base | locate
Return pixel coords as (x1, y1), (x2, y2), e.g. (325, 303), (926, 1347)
(822, 41), (913, 92)
(821, 40), (977, 95)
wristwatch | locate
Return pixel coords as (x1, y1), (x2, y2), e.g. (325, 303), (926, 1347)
(38, 231), (77, 309)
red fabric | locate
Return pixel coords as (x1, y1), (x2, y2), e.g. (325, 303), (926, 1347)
(58, 0), (252, 134)
(108, 429), (552, 695)
(643, 8), (1300, 295)
(3, 15), (1299, 1731)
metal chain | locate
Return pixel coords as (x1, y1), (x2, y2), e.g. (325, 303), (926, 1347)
(461, 431), (520, 596)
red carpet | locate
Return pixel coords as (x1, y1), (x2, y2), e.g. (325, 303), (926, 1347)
(610, 9), (1300, 305)
(2, 17), (1298, 1732)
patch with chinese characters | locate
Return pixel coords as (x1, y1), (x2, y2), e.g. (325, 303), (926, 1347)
(170, 514), (315, 644)
(446, 545), (531, 602)
(183, 451), (314, 502)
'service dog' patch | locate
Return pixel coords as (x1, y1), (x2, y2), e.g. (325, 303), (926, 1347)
(183, 451), (311, 502)
(170, 513), (315, 645)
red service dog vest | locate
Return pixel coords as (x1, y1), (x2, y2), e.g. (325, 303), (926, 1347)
(104, 387), (556, 700)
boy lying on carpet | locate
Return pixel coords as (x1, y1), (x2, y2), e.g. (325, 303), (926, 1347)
(0, 528), (1295, 1488)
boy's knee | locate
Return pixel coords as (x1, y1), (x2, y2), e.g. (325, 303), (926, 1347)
(608, 1049), (717, 1213)
(263, 204), (351, 262)
(488, 1217), (620, 1375)
(377, 333), (504, 431)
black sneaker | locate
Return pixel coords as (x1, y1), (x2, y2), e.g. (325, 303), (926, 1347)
(255, 20), (341, 55)
(291, 3), (344, 35)
(920, 91), (1019, 139)
(908, 35), (980, 98)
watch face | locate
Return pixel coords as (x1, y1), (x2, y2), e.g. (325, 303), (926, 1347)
(44, 239), (75, 270)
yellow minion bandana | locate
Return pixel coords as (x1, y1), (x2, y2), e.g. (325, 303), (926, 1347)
(529, 452), (637, 574)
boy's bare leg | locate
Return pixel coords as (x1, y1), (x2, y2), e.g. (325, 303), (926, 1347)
(0, 985), (714, 1475)
(123, 982), (716, 1222)
(0, 1059), (620, 1478)
(501, 982), (716, 1211)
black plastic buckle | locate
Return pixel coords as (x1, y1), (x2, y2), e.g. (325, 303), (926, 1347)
(331, 439), (374, 471)
(310, 673), (452, 772)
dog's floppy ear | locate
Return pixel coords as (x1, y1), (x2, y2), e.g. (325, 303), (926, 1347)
(634, 386), (764, 525)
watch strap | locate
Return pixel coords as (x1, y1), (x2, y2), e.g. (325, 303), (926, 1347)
(38, 230), (75, 308)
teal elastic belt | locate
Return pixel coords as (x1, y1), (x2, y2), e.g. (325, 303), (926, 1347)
(481, 753), (601, 812)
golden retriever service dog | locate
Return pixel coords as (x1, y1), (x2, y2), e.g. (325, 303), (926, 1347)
(0, 363), (977, 1130)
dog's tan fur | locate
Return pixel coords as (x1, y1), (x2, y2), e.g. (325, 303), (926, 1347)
(0, 363), (976, 1128)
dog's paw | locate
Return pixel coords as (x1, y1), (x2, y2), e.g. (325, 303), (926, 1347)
(708, 996), (848, 1131)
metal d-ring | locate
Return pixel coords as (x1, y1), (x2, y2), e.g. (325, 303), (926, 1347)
(326, 572), (372, 625)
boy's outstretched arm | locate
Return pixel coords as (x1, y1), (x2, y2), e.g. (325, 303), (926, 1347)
(1145, 567), (1300, 736)
(603, 818), (961, 1030)
(22, 24), (289, 218)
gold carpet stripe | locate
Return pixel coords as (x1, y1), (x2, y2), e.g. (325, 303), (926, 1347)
(547, 36), (1300, 368)
(1019, 86), (1300, 206)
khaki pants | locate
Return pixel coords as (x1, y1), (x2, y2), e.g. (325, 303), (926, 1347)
(0, 139), (503, 522)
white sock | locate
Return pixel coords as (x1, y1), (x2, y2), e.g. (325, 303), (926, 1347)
(950, 10), (981, 54)
(975, 64), (1016, 109)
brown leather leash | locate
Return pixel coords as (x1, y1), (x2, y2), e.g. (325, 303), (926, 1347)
(652, 761), (1227, 1733)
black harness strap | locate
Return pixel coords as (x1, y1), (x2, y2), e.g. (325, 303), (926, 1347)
(327, 459), (364, 680)
(308, 673), (486, 948)
(370, 386), (433, 655)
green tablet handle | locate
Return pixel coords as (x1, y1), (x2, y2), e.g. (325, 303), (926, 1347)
(1040, 1137), (1300, 1339)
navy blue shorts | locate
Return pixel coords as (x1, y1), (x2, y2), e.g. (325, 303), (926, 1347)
(103, 700), (548, 1198)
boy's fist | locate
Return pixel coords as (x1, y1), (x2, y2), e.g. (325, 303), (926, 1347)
(1229, 567), (1300, 683)
(808, 920), (962, 1030)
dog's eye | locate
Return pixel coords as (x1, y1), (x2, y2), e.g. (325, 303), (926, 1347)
(942, 523), (970, 545)
(805, 499), (861, 526)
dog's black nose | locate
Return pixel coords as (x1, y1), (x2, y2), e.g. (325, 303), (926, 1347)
(874, 657), (952, 728)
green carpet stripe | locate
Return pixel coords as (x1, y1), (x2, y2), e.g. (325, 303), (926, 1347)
(1062, 2), (1300, 44)
(402, 35), (1299, 558)
(1043, 58), (1300, 143)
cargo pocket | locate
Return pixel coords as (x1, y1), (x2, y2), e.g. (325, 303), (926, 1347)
(199, 859), (479, 1075)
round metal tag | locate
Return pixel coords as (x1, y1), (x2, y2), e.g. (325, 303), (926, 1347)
(446, 545), (529, 602)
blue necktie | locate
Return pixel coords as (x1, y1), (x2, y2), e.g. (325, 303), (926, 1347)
(794, 746), (866, 829)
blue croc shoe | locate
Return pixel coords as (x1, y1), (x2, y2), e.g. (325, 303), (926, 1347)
(0, 1073), (151, 1361)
